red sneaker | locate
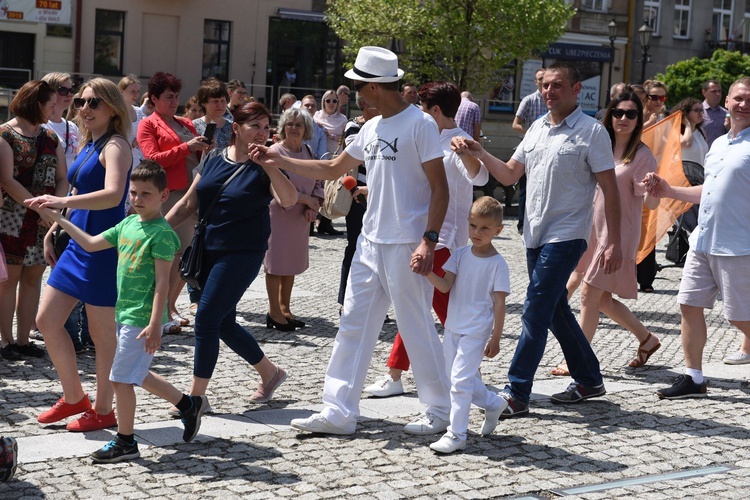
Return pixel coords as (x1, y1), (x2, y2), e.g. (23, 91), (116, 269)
(37, 395), (92, 424)
(66, 409), (117, 432)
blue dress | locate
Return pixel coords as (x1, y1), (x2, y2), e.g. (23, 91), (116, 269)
(47, 139), (129, 306)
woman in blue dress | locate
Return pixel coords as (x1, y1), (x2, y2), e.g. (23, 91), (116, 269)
(26, 78), (132, 432)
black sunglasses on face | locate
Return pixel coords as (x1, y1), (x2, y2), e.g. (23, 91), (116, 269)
(56, 86), (75, 97)
(73, 97), (102, 110)
(611, 109), (639, 120)
(354, 81), (368, 92)
(325, 99), (338, 104)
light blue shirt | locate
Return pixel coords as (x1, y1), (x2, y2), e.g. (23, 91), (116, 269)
(304, 122), (327, 159)
(511, 106), (615, 248)
(691, 126), (750, 256)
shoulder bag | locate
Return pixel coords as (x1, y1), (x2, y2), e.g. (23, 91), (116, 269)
(179, 159), (250, 290)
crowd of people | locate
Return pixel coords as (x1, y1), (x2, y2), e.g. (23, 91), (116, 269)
(0, 43), (748, 476)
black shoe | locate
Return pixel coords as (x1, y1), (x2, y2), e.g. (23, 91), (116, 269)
(656, 374), (707, 400)
(383, 315), (394, 324)
(285, 317), (305, 328)
(266, 314), (296, 332)
(0, 344), (21, 360)
(551, 382), (606, 403)
(13, 341), (45, 358)
(317, 222), (343, 235)
(181, 395), (208, 442)
(91, 436), (140, 463)
(309, 222), (315, 236)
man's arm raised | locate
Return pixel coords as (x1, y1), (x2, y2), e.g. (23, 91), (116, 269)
(451, 136), (525, 186)
(249, 143), (361, 181)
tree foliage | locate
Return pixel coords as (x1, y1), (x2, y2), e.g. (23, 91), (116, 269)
(655, 49), (750, 106)
(326, 0), (573, 92)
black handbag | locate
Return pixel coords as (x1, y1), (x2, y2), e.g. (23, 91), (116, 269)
(179, 160), (251, 290)
(53, 135), (108, 259)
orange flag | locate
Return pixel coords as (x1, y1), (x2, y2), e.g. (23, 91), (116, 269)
(636, 112), (693, 263)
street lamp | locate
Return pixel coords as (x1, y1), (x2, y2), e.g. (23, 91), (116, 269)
(639, 22), (653, 84)
(606, 19), (617, 105)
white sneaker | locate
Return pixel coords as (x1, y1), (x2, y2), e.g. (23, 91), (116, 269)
(723, 351), (750, 365)
(430, 432), (466, 454)
(481, 399), (509, 436)
(290, 413), (355, 435)
(363, 374), (404, 397)
(403, 412), (450, 435)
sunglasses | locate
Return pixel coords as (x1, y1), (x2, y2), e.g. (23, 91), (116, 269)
(354, 81), (368, 92)
(325, 99), (338, 104)
(611, 109), (639, 120)
(56, 86), (75, 97)
(73, 97), (103, 110)
(647, 94), (667, 102)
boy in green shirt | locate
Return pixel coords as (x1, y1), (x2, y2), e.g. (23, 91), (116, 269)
(39, 160), (208, 463)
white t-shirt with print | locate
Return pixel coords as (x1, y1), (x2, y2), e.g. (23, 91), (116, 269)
(443, 245), (510, 338)
(43, 119), (80, 168)
(346, 104), (443, 244)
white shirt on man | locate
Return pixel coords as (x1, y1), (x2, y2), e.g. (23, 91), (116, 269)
(346, 104), (443, 244)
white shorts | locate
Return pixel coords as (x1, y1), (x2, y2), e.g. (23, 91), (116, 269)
(677, 249), (750, 321)
(109, 323), (156, 385)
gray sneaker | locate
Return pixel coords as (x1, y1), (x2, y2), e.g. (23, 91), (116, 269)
(723, 351), (750, 365)
(290, 413), (355, 435)
(403, 412), (449, 435)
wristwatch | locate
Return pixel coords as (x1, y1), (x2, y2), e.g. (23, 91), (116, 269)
(423, 230), (439, 243)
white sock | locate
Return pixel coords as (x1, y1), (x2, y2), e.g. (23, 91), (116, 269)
(685, 368), (704, 385)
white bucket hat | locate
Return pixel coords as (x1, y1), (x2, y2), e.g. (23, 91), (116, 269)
(344, 46), (404, 83)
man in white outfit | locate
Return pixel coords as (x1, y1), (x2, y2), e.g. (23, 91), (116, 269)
(249, 46), (452, 435)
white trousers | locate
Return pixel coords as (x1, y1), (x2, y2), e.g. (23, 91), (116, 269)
(321, 236), (451, 428)
(443, 328), (504, 440)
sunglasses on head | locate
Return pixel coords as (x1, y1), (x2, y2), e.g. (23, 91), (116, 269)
(325, 99), (338, 104)
(647, 94), (667, 102)
(56, 86), (75, 97)
(611, 109), (639, 120)
(73, 97), (102, 110)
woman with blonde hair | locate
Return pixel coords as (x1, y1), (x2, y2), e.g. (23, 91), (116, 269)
(0, 81), (67, 360)
(25, 78), (132, 432)
(42, 72), (80, 168)
(117, 74), (145, 167)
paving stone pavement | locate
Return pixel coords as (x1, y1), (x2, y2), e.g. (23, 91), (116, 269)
(2, 217), (750, 498)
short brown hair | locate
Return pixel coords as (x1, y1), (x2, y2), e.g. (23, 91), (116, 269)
(131, 159), (168, 191)
(196, 78), (229, 111)
(10, 80), (57, 125)
(470, 196), (503, 225)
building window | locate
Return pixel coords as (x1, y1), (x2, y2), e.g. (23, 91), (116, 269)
(644, 0), (661, 36)
(581, 0), (607, 12)
(674, 0), (691, 39)
(94, 9), (125, 75)
(202, 20), (231, 82)
(743, 2), (750, 42)
(713, 0), (734, 41)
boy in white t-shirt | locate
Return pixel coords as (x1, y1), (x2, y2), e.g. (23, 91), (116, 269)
(422, 196), (510, 453)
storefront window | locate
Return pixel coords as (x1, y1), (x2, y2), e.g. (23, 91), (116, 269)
(94, 10), (125, 75)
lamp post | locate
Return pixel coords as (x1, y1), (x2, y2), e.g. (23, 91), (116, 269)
(606, 19), (617, 105)
(639, 22), (653, 84)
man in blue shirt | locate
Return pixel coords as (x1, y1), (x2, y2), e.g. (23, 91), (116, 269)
(701, 79), (729, 147)
(648, 77), (750, 398)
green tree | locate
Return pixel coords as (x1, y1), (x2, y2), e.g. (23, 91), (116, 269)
(326, 0), (573, 92)
(655, 49), (750, 106)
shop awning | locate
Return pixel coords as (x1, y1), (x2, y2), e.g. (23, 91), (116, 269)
(277, 8), (327, 22)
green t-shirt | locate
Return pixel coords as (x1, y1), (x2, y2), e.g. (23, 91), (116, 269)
(102, 215), (180, 328)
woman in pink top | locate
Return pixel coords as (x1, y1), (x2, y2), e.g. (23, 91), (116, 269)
(555, 90), (662, 375)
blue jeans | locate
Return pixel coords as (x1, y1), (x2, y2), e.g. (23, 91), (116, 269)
(193, 250), (266, 379)
(64, 301), (91, 346)
(506, 239), (603, 404)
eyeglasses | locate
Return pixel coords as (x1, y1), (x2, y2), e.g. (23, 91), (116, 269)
(73, 97), (102, 110)
(284, 122), (304, 128)
(611, 109), (639, 120)
(690, 108), (704, 114)
(325, 99), (338, 104)
(56, 86), (75, 97)
(647, 94), (667, 103)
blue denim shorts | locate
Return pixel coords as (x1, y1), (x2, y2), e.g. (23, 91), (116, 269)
(109, 323), (156, 386)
